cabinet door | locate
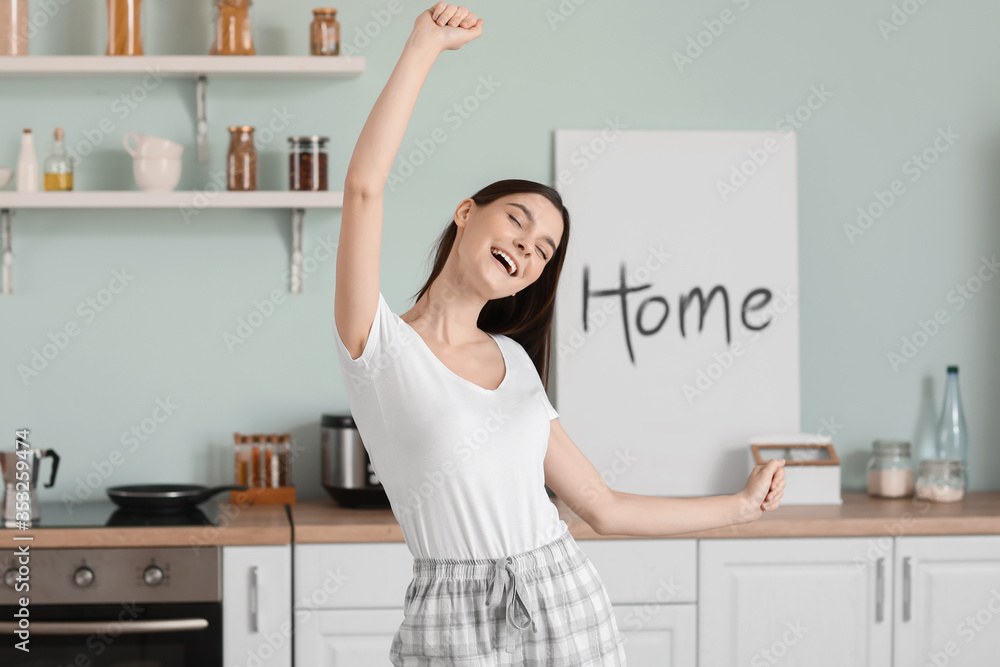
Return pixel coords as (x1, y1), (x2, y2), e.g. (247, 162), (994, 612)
(614, 603), (697, 667)
(895, 535), (1000, 666)
(295, 608), (403, 666)
(223, 545), (292, 667)
(699, 537), (892, 667)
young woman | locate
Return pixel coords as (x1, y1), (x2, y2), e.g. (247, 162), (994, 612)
(334, 4), (787, 664)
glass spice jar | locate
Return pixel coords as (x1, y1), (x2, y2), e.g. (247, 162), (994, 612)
(866, 440), (914, 498)
(288, 136), (328, 191)
(915, 458), (965, 503)
(211, 0), (255, 55)
(106, 0), (144, 56)
(227, 126), (257, 191)
(310, 8), (340, 56)
(1, 0), (29, 55)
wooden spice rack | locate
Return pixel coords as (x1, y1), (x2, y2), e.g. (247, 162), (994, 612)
(233, 432), (296, 506)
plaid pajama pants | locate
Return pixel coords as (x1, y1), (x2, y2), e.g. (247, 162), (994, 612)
(389, 528), (628, 666)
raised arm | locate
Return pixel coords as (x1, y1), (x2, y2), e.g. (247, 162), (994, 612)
(335, 3), (483, 360)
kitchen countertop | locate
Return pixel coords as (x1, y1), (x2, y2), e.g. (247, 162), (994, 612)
(0, 501), (291, 548)
(291, 492), (1000, 543)
(10, 492), (997, 548)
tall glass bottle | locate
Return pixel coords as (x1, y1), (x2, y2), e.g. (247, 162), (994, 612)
(934, 365), (969, 487)
(43, 128), (73, 191)
(16, 128), (37, 192)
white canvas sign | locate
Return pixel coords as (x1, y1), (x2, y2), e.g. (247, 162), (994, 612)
(552, 129), (800, 497)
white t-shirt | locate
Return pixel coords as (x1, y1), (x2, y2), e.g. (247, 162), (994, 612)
(333, 290), (570, 560)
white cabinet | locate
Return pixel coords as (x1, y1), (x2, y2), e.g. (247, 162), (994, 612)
(894, 535), (1000, 667)
(294, 542), (413, 608)
(577, 539), (698, 604)
(292, 539), (697, 666)
(223, 545), (293, 667)
(699, 537), (892, 667)
(294, 542), (413, 666)
(296, 608), (404, 666)
(578, 539), (698, 667)
(290, 533), (1000, 665)
(613, 603), (697, 666)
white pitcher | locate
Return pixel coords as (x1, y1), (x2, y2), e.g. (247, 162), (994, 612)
(123, 133), (183, 159)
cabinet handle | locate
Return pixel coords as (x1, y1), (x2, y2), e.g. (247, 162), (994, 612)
(249, 565), (259, 634)
(903, 556), (912, 623)
(875, 557), (885, 623)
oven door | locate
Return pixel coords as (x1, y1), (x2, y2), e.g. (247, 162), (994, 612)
(0, 601), (221, 666)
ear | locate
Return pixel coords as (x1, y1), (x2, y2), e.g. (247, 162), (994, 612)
(454, 198), (474, 229)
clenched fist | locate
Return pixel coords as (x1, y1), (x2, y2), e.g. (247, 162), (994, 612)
(412, 3), (483, 53)
(736, 458), (786, 523)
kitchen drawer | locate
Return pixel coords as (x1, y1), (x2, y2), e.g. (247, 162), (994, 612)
(293, 604), (697, 666)
(577, 538), (697, 604)
(295, 608), (404, 665)
(295, 542), (413, 609)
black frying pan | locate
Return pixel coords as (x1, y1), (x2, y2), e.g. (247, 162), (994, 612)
(106, 484), (247, 513)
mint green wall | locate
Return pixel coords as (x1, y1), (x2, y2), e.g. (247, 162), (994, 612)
(2, 0), (997, 505)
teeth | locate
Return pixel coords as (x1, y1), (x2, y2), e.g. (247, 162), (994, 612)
(491, 248), (516, 276)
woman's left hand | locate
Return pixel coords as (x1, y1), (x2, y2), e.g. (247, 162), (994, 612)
(736, 458), (786, 522)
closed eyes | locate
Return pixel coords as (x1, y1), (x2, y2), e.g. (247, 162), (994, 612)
(508, 214), (548, 261)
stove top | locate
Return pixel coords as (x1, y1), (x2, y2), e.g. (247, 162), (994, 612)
(13, 499), (224, 528)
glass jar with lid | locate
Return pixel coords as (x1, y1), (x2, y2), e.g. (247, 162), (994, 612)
(914, 458), (965, 503)
(210, 0), (255, 55)
(866, 439), (914, 498)
(310, 8), (340, 55)
(227, 126), (257, 191)
(288, 136), (328, 191)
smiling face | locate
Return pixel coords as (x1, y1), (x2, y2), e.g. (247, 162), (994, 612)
(453, 193), (565, 297)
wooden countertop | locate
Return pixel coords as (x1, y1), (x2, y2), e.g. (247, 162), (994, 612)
(13, 492), (998, 548)
(291, 492), (1000, 544)
(0, 501), (291, 548)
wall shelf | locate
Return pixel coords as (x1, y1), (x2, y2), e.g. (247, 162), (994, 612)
(0, 191), (345, 296)
(0, 55), (365, 77)
(0, 191), (344, 208)
(2, 54), (362, 296)
(0, 55), (365, 163)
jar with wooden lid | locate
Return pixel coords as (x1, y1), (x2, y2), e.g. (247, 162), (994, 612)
(288, 136), (328, 191)
(915, 458), (965, 503)
(211, 0), (255, 55)
(227, 126), (257, 191)
(106, 0), (145, 55)
(866, 439), (914, 498)
(310, 8), (340, 55)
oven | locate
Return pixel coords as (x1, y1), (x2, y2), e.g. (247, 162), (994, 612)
(0, 546), (221, 666)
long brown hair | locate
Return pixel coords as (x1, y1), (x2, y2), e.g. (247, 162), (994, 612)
(410, 179), (571, 390)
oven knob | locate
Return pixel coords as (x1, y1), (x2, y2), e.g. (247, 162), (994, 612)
(143, 565), (164, 586)
(73, 567), (95, 588)
(2, 568), (16, 588)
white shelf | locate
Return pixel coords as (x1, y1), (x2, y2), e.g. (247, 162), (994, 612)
(0, 191), (344, 209)
(0, 55), (365, 77)
(0, 191), (344, 295)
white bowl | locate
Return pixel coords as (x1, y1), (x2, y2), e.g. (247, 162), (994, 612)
(0, 167), (11, 190)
